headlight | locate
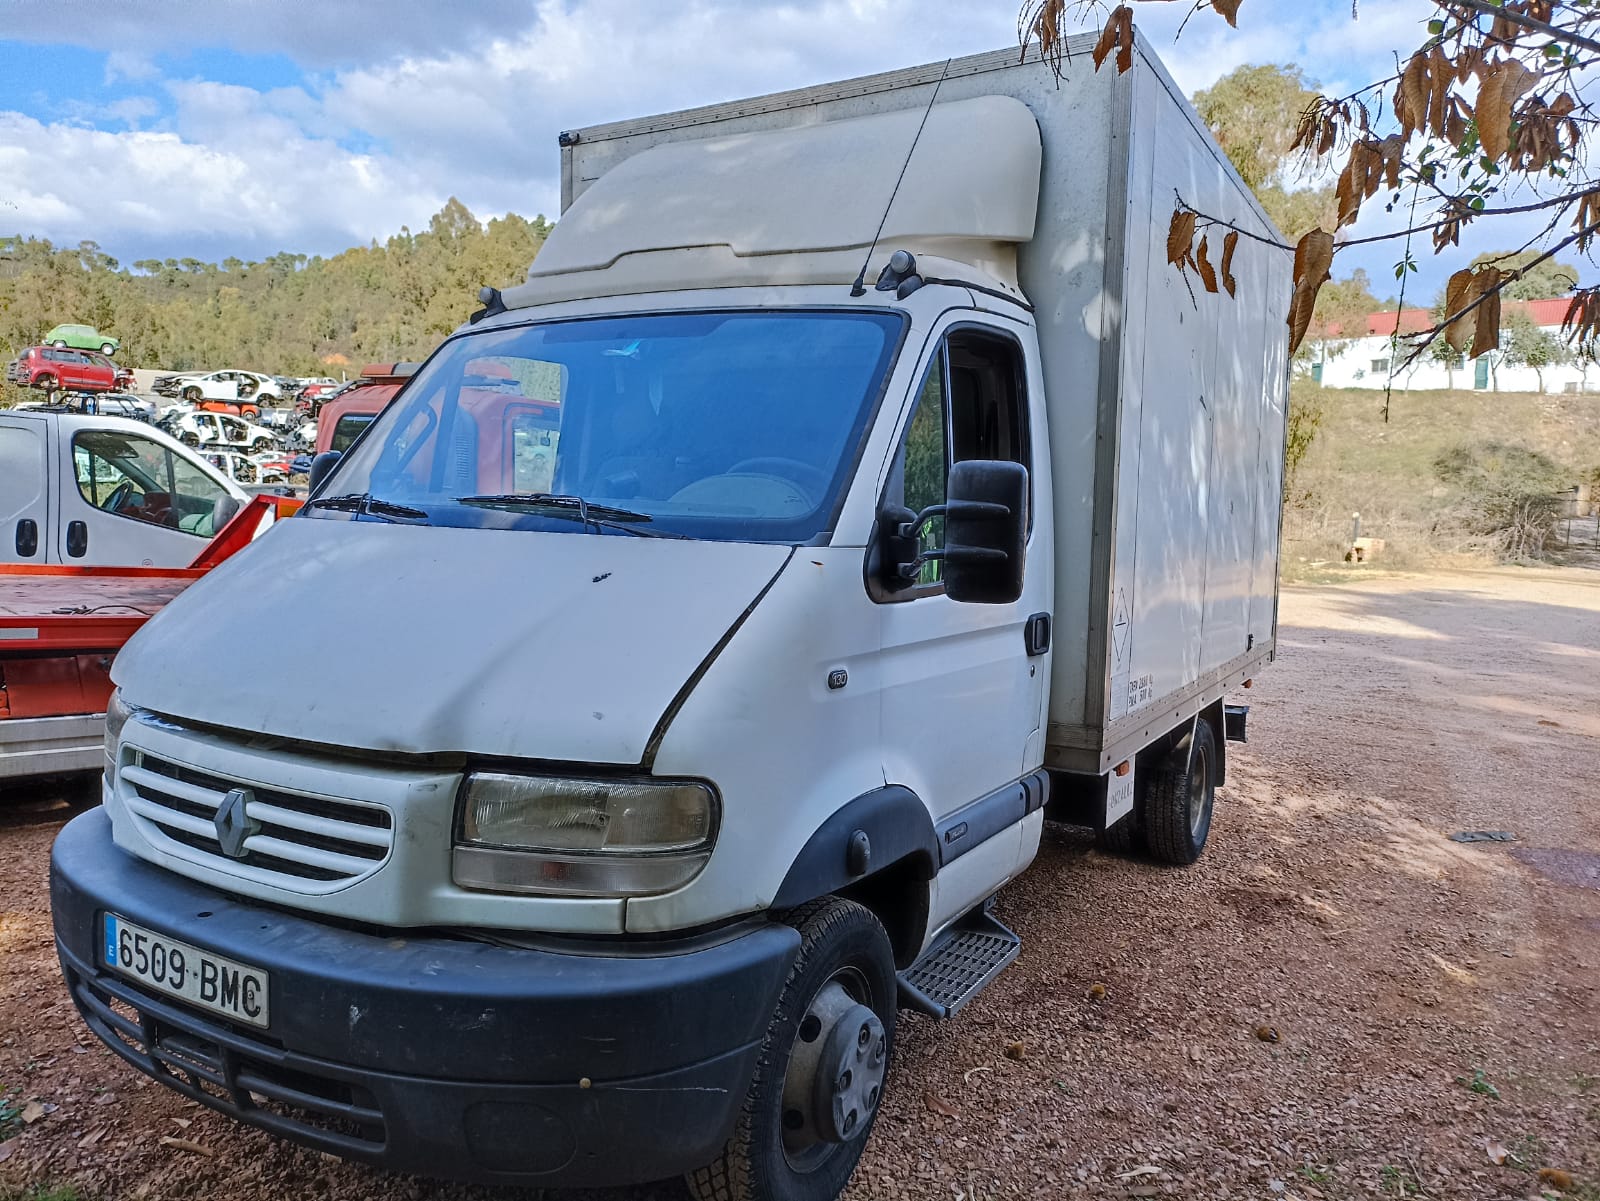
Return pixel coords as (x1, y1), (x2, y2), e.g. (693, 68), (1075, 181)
(104, 688), (133, 764)
(452, 772), (717, 898)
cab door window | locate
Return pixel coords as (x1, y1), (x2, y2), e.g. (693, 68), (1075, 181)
(72, 430), (230, 536)
(882, 328), (1028, 594)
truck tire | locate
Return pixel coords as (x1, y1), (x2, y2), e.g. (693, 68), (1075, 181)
(1143, 719), (1216, 866)
(687, 897), (895, 1201)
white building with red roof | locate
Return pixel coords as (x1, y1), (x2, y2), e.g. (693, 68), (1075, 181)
(1310, 298), (1597, 393)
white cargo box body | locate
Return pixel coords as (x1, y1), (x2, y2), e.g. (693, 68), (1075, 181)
(558, 29), (1289, 776)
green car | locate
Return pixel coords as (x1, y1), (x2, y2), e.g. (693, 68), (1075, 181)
(44, 324), (120, 355)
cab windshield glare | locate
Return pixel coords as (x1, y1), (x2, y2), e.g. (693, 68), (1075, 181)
(331, 310), (905, 542)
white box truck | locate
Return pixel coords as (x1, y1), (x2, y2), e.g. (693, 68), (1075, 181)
(51, 29), (1288, 1201)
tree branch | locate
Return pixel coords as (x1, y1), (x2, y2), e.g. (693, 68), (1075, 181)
(1442, 0), (1600, 56)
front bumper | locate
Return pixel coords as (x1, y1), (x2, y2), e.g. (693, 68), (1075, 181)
(52, 809), (799, 1186)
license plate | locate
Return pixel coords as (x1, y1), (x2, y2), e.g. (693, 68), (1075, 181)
(103, 914), (270, 1028)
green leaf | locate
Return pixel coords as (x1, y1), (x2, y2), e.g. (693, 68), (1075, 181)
(1470, 196), (1486, 211)
(1428, 18), (1445, 33)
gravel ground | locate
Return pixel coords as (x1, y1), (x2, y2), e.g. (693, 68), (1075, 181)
(2, 568), (1597, 1201)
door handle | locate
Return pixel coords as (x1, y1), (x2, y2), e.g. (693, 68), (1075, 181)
(15, 518), (38, 557)
(1025, 612), (1051, 656)
(67, 520), (88, 558)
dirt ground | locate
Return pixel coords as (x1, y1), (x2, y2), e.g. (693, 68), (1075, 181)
(2, 568), (1597, 1201)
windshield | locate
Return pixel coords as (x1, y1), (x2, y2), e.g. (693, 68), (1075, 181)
(323, 310), (905, 542)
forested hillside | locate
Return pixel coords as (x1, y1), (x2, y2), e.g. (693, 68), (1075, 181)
(0, 198), (550, 377)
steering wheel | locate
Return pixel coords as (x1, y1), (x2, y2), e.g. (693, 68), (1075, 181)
(726, 457), (830, 502)
(103, 481), (136, 513)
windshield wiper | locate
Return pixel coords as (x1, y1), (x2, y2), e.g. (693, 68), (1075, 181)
(454, 493), (681, 537)
(304, 492), (429, 522)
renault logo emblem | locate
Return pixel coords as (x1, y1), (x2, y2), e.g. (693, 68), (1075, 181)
(214, 788), (258, 859)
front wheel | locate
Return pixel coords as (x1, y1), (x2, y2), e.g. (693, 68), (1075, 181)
(687, 897), (895, 1201)
(51, 340), (66, 348)
(100, 343), (115, 355)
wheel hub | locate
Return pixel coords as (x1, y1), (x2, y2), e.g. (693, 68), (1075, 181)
(780, 978), (887, 1161)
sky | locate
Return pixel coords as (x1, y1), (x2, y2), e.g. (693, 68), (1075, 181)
(0, 0), (1587, 303)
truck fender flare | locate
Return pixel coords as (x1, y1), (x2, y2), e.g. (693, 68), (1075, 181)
(770, 785), (938, 911)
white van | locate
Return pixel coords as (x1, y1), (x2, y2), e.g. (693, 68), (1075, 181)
(53, 33), (1288, 1201)
(0, 411), (248, 568)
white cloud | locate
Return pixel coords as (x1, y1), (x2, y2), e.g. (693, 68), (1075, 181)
(105, 49), (161, 84)
(0, 110), (443, 262)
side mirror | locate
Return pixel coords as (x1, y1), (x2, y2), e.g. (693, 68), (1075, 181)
(307, 451), (342, 495)
(876, 460), (1028, 603)
(942, 460), (1028, 604)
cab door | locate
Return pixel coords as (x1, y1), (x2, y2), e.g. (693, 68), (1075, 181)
(0, 414), (52, 564)
(59, 426), (234, 567)
(875, 320), (1051, 935)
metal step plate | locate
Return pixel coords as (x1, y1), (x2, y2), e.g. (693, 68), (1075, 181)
(897, 909), (1021, 1019)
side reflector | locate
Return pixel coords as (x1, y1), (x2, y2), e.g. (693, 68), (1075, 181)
(1113, 760), (1131, 777)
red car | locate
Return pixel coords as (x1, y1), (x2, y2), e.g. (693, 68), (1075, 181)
(5, 345), (118, 393)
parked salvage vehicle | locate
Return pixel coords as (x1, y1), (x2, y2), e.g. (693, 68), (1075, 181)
(7, 345), (119, 394)
(1, 410), (249, 570)
(54, 32), (1288, 1201)
(44, 323), (120, 355)
(151, 370), (281, 411)
(171, 411), (277, 452)
(312, 362), (416, 455)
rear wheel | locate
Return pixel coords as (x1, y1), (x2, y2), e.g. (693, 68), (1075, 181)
(687, 897), (895, 1201)
(34, 373), (58, 392)
(1143, 720), (1217, 865)
(100, 343), (115, 355)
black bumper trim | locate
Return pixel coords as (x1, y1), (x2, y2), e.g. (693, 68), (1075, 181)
(51, 809), (800, 1186)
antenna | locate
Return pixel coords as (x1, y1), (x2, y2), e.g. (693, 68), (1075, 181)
(850, 58), (953, 297)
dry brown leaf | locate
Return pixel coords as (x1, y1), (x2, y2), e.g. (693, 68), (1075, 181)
(1286, 228), (1334, 354)
(1538, 1168), (1575, 1190)
(77, 1128), (106, 1150)
(1486, 1139), (1510, 1165)
(1211, 0), (1241, 25)
(1004, 1039), (1028, 1061)
(19, 1101), (46, 1125)
(159, 1136), (216, 1157)
(1091, 5), (1134, 73)
(1221, 230), (1239, 298)
(923, 1088), (958, 1117)
(1428, 45), (1452, 139)
(1195, 235), (1219, 294)
(1254, 1024), (1281, 1043)
(1088, 981), (1108, 1000)
(1395, 50), (1430, 140)
(0, 1139), (16, 1165)
(1477, 60), (1537, 162)
(1472, 266), (1503, 359)
(1166, 210), (1197, 269)
(1443, 268), (1477, 354)
(1377, 134), (1404, 192)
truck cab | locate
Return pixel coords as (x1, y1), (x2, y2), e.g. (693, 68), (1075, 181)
(53, 34), (1286, 1201)
(0, 411), (248, 569)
